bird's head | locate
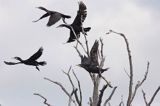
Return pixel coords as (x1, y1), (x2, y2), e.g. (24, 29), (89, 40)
(14, 57), (23, 62)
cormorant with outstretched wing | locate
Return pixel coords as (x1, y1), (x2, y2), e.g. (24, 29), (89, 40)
(33, 7), (71, 26)
(4, 47), (46, 71)
(58, 1), (91, 43)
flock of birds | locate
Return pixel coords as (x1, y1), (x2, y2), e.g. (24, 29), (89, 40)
(4, 1), (108, 74)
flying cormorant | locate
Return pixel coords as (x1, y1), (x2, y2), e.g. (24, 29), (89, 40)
(57, 1), (91, 43)
(33, 7), (71, 26)
(4, 47), (46, 71)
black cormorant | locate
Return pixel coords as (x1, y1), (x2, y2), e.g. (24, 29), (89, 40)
(78, 40), (109, 74)
(78, 64), (109, 73)
(33, 7), (71, 26)
(57, 1), (91, 43)
(4, 47), (46, 71)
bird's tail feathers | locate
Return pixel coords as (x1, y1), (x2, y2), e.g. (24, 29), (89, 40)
(38, 61), (47, 66)
(101, 67), (109, 73)
(62, 14), (71, 18)
(84, 27), (91, 32)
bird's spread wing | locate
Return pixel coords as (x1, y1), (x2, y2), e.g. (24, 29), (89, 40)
(28, 47), (43, 61)
(33, 13), (50, 22)
(47, 12), (62, 26)
(37, 7), (49, 12)
(4, 61), (19, 65)
(72, 1), (87, 26)
(90, 40), (99, 66)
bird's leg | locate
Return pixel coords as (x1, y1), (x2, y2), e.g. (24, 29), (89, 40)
(36, 66), (40, 71)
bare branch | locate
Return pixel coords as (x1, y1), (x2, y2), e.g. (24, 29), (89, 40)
(108, 30), (133, 106)
(142, 86), (160, 106)
(97, 84), (108, 106)
(142, 90), (148, 106)
(63, 67), (82, 106)
(92, 75), (100, 106)
(108, 102), (111, 106)
(63, 67), (75, 90)
(83, 32), (90, 56)
(101, 75), (112, 88)
(81, 14), (90, 56)
(124, 68), (130, 78)
(34, 93), (52, 106)
(73, 70), (82, 106)
(74, 46), (83, 58)
(44, 77), (75, 104)
(119, 96), (125, 106)
(148, 86), (160, 106)
(100, 38), (104, 58)
(70, 26), (88, 54)
(103, 86), (117, 106)
(130, 62), (150, 103)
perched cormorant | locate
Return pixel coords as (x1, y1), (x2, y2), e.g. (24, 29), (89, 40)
(33, 7), (71, 26)
(57, 1), (91, 43)
(78, 40), (109, 74)
(78, 64), (109, 73)
(4, 47), (46, 71)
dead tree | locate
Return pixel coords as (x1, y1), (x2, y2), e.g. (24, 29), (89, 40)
(34, 30), (160, 106)
(34, 1), (160, 106)
(106, 30), (160, 106)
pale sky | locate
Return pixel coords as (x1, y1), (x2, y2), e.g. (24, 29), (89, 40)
(0, 0), (160, 106)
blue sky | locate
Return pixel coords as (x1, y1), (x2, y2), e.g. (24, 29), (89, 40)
(0, 0), (160, 106)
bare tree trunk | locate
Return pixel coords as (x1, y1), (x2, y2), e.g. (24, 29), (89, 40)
(92, 75), (100, 106)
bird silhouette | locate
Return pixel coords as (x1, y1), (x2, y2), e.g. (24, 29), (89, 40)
(33, 6), (71, 26)
(78, 40), (109, 74)
(57, 1), (91, 43)
(4, 47), (46, 71)
(78, 63), (109, 74)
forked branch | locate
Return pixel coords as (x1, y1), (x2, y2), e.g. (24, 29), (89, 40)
(107, 30), (133, 106)
(34, 93), (52, 106)
(103, 86), (117, 106)
(142, 86), (160, 106)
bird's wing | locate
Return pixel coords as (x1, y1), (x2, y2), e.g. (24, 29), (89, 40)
(81, 55), (91, 65)
(37, 7), (49, 12)
(33, 13), (50, 22)
(72, 1), (87, 26)
(90, 40), (99, 66)
(47, 12), (62, 26)
(4, 61), (19, 65)
(28, 47), (43, 61)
